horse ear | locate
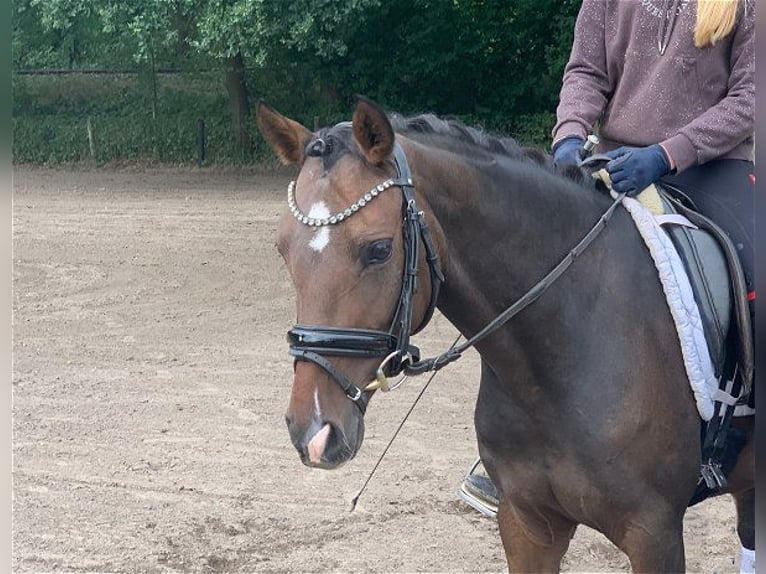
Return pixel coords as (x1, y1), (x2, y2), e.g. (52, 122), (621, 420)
(352, 96), (395, 165)
(255, 100), (312, 165)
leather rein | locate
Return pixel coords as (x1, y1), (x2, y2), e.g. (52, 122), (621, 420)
(286, 143), (625, 414)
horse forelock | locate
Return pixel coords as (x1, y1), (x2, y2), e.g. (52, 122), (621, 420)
(306, 121), (359, 172)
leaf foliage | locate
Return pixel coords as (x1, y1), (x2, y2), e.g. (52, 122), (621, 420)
(13, 0), (581, 163)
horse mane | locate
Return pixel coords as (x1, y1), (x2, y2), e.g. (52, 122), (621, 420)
(388, 113), (596, 190)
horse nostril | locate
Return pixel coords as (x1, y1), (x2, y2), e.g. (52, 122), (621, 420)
(285, 416), (305, 451)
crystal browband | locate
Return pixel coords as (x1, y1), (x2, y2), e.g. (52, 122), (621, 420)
(287, 178), (398, 226)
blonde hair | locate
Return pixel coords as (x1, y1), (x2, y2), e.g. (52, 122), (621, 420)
(695, 0), (739, 47)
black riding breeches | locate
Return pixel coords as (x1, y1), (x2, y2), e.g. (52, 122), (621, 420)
(661, 159), (756, 307)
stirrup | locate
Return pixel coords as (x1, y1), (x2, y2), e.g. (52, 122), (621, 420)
(456, 458), (498, 518)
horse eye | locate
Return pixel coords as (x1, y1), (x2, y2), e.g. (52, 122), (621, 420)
(365, 239), (393, 265)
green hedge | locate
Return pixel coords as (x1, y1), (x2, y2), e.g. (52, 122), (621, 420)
(12, 72), (252, 165)
(12, 71), (555, 165)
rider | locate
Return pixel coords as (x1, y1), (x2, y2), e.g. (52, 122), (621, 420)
(459, 0), (754, 565)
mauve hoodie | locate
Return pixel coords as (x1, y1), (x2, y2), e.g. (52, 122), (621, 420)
(552, 0), (754, 172)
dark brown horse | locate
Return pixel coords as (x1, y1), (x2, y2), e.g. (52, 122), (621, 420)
(256, 97), (754, 573)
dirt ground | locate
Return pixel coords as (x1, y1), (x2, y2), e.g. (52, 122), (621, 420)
(12, 167), (743, 573)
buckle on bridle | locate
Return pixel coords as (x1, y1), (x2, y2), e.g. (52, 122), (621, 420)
(346, 385), (363, 402)
(365, 350), (411, 392)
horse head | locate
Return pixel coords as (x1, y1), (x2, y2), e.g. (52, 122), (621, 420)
(256, 97), (442, 469)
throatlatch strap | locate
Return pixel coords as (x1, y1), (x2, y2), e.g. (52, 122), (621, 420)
(391, 143), (444, 337)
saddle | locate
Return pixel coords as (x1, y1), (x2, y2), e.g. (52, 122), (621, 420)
(653, 183), (753, 394)
(641, 183), (753, 505)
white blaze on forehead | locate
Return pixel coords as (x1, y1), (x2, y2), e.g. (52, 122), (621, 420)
(307, 202), (331, 252)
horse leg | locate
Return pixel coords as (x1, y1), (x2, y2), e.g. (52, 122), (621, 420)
(617, 510), (685, 573)
(733, 488), (755, 574)
(496, 501), (576, 573)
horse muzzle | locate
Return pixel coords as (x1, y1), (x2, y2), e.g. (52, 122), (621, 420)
(285, 415), (364, 469)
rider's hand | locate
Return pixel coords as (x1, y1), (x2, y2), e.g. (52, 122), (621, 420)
(604, 145), (672, 196)
(552, 136), (585, 167)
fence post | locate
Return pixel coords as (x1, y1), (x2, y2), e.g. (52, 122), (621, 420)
(86, 117), (95, 160)
(314, 116), (319, 131)
(197, 119), (206, 166)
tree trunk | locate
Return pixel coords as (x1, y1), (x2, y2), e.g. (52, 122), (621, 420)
(224, 52), (252, 159)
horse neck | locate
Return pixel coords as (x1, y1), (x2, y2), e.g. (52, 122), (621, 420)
(408, 139), (609, 353)
(403, 139), (694, 429)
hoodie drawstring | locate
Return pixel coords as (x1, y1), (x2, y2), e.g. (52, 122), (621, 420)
(657, 0), (682, 54)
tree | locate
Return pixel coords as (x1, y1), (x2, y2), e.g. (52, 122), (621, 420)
(14, 0), (582, 160)
(317, 0), (580, 129)
(12, 0), (122, 69)
(16, 0), (379, 156)
(192, 0), (380, 156)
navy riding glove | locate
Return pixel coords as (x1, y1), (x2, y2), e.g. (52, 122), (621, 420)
(552, 136), (585, 167)
(604, 145), (672, 196)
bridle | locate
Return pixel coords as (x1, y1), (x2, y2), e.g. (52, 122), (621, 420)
(286, 141), (445, 413)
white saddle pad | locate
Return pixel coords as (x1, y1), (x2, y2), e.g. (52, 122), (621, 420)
(622, 194), (718, 420)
